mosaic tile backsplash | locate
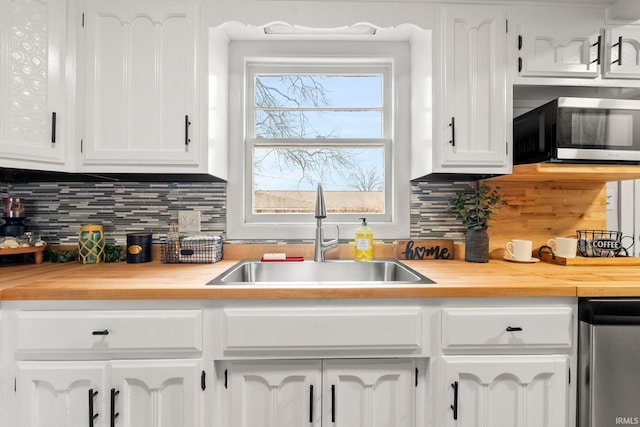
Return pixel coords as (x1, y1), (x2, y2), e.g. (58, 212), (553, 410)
(2, 181), (473, 244)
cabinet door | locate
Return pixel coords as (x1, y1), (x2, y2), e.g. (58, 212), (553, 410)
(604, 26), (640, 79)
(110, 359), (201, 427)
(16, 361), (107, 427)
(322, 359), (415, 427)
(441, 355), (569, 427)
(225, 360), (322, 427)
(82, 0), (199, 169)
(439, 6), (509, 172)
(517, 25), (601, 78)
(0, 0), (67, 168)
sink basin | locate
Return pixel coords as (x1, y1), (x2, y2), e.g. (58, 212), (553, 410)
(207, 259), (435, 286)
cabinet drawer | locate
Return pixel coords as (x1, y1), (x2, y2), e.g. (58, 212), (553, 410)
(222, 306), (425, 356)
(15, 310), (202, 354)
(441, 307), (572, 351)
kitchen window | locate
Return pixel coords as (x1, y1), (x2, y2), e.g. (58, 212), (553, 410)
(227, 41), (410, 240)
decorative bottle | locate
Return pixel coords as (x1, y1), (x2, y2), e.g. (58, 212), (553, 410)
(78, 224), (106, 264)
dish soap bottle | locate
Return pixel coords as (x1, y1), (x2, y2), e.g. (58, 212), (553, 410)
(354, 217), (374, 261)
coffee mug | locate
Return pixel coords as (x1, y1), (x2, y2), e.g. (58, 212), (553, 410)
(505, 239), (532, 261)
(547, 237), (578, 259)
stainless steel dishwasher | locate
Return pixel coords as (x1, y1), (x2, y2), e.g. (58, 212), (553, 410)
(579, 298), (640, 427)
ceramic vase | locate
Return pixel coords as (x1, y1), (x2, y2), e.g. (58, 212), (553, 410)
(465, 228), (489, 263)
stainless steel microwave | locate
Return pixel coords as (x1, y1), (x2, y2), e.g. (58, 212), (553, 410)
(513, 97), (640, 164)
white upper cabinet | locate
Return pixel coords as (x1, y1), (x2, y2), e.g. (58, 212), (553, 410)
(603, 26), (640, 79)
(516, 25), (601, 78)
(436, 5), (510, 174)
(80, 0), (200, 172)
(512, 6), (640, 83)
(0, 0), (69, 170)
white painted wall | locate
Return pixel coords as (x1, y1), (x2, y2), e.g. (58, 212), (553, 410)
(607, 180), (639, 256)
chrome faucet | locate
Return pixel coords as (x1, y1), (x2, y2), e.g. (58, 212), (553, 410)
(314, 183), (339, 262)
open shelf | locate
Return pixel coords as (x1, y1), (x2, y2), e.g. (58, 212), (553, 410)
(487, 164), (640, 183)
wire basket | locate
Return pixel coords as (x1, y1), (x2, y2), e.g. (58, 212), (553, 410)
(161, 235), (223, 264)
(576, 230), (628, 257)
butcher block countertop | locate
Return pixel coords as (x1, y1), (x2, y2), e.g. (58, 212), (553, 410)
(1, 257), (638, 300)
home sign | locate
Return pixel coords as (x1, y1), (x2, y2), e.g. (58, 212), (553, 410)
(395, 240), (454, 260)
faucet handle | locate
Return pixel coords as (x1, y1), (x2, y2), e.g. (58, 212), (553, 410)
(324, 224), (340, 247)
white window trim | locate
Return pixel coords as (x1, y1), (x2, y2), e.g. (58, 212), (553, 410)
(227, 40), (410, 241)
(246, 61), (392, 224)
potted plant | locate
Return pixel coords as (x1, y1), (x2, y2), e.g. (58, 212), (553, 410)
(450, 183), (505, 263)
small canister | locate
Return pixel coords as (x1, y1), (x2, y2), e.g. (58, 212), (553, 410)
(126, 233), (152, 263)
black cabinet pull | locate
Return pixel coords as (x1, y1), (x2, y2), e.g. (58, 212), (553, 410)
(51, 112), (57, 144)
(506, 326), (523, 332)
(612, 36), (623, 65)
(185, 115), (191, 146)
(448, 117), (455, 147)
(517, 35), (522, 50)
(92, 330), (109, 336)
(450, 381), (458, 420)
(331, 384), (336, 423)
(110, 388), (120, 427)
(88, 389), (99, 427)
(591, 35), (601, 65)
(309, 384), (314, 423)
(518, 57), (523, 73)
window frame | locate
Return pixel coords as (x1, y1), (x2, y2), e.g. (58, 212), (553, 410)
(246, 62), (392, 224)
(226, 40), (410, 241)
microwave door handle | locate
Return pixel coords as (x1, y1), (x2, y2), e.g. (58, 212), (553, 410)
(612, 36), (622, 65)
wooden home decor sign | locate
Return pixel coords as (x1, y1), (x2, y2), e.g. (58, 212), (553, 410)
(395, 240), (455, 260)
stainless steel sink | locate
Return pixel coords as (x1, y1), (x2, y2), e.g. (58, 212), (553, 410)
(207, 259), (435, 286)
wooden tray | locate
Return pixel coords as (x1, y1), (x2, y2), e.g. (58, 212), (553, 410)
(538, 252), (640, 266)
(0, 245), (46, 264)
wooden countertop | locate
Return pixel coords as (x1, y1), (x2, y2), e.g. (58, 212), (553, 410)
(1, 257), (637, 300)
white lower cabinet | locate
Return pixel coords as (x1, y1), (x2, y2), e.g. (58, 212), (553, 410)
(7, 306), (205, 427)
(110, 360), (201, 427)
(17, 359), (202, 427)
(3, 300), (576, 427)
(221, 358), (416, 427)
(16, 361), (106, 427)
(438, 304), (574, 427)
(440, 355), (569, 427)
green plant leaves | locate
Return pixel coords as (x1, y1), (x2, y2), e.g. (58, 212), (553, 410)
(449, 183), (505, 230)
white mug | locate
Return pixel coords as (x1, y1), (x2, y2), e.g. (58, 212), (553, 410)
(547, 237), (578, 258)
(505, 239), (533, 261)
